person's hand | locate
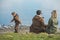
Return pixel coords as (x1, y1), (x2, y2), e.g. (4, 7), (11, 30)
(10, 20), (13, 23)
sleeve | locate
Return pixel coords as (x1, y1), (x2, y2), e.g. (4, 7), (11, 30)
(11, 17), (14, 22)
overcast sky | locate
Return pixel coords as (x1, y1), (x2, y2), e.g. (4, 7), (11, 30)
(0, 0), (60, 27)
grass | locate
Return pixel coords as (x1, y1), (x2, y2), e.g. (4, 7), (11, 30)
(0, 32), (60, 40)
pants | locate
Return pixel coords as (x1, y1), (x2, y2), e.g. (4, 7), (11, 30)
(14, 22), (19, 33)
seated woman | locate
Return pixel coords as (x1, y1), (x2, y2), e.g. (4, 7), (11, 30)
(30, 10), (46, 33)
(46, 10), (58, 34)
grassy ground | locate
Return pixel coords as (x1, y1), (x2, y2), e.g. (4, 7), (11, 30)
(0, 32), (60, 40)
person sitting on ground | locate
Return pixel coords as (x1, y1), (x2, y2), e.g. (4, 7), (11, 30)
(46, 10), (58, 34)
(30, 10), (46, 33)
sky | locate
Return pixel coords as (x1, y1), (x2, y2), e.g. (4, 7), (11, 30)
(0, 0), (60, 27)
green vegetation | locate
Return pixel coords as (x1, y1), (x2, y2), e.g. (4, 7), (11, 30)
(0, 32), (60, 40)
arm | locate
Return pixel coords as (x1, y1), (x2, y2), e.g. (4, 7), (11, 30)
(11, 18), (14, 22)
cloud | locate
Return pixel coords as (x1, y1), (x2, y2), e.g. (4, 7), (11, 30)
(34, 0), (60, 18)
(34, 0), (60, 10)
(0, 0), (23, 9)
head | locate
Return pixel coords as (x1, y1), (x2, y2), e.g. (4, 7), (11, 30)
(36, 10), (42, 15)
(51, 10), (57, 18)
(11, 12), (16, 16)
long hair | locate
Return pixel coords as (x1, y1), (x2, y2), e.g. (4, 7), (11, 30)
(51, 10), (57, 18)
